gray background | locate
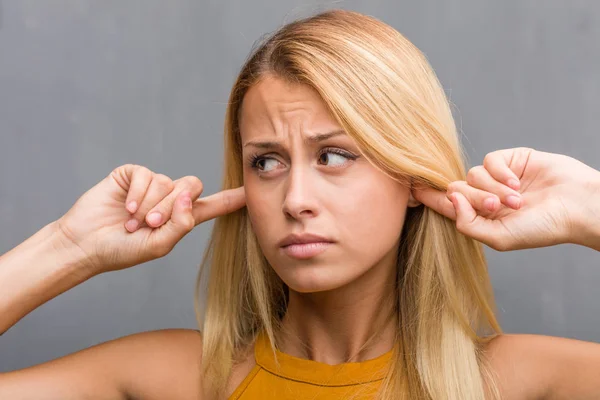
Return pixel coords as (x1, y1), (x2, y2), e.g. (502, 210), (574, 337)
(1, 0), (599, 371)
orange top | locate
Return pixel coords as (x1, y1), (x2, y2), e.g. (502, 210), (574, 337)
(228, 331), (393, 399)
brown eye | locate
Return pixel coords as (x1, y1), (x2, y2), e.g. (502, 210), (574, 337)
(257, 158), (279, 172)
(248, 153), (282, 173)
(318, 149), (354, 167)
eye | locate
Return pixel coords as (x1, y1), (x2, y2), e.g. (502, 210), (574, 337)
(248, 155), (281, 172)
(247, 148), (358, 174)
(318, 148), (357, 167)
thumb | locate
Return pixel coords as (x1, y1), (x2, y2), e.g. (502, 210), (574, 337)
(150, 191), (196, 253)
(450, 192), (478, 232)
(451, 192), (499, 246)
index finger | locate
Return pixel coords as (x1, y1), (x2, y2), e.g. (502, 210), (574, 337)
(412, 186), (457, 220)
(192, 186), (246, 225)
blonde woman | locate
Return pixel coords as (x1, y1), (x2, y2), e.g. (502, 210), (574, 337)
(1, 9), (599, 400)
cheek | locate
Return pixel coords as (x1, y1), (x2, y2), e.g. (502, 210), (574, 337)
(335, 178), (409, 247)
(245, 188), (274, 238)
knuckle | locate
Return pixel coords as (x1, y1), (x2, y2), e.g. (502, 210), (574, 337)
(179, 176), (203, 192)
(481, 151), (502, 170)
(447, 181), (463, 193)
(118, 163), (134, 172)
(182, 216), (195, 231)
(166, 180), (175, 191)
(154, 174), (174, 190)
(132, 166), (153, 183)
(184, 175), (203, 188)
(483, 153), (494, 166)
(517, 146), (534, 153)
(466, 166), (483, 183)
(112, 164), (132, 178)
(137, 165), (152, 176)
(466, 168), (474, 179)
(483, 151), (502, 168)
(152, 173), (168, 183)
(482, 153), (493, 166)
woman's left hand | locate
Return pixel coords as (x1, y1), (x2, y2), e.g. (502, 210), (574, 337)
(413, 147), (600, 251)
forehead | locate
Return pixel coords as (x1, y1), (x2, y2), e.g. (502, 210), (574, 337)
(239, 76), (341, 141)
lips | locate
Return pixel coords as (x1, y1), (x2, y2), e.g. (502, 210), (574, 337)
(278, 233), (335, 247)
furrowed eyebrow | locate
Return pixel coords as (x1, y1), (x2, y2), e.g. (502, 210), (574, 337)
(243, 130), (346, 150)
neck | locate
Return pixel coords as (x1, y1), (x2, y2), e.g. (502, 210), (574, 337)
(276, 247), (399, 365)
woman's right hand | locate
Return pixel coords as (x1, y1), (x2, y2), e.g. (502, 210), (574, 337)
(55, 164), (246, 274)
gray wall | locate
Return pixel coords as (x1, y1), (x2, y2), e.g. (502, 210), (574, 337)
(1, 0), (599, 371)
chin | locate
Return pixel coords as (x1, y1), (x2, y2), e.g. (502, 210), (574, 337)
(275, 264), (356, 294)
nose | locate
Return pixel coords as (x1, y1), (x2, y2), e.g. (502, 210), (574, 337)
(281, 163), (319, 220)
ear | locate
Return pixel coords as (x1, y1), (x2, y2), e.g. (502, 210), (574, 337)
(407, 178), (422, 208)
(407, 192), (422, 207)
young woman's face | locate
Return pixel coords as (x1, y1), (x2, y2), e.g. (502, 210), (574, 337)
(240, 76), (414, 293)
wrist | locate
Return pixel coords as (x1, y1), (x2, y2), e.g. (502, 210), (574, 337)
(589, 174), (600, 251)
(0, 221), (96, 335)
(573, 171), (600, 251)
(49, 220), (99, 278)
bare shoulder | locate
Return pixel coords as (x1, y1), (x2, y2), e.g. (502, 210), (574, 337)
(0, 328), (204, 400)
(483, 332), (600, 400)
(111, 328), (205, 400)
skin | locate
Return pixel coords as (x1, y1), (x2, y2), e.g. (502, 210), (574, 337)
(239, 75), (421, 363)
(1, 76), (600, 399)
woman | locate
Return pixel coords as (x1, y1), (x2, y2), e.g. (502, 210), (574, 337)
(1, 9), (599, 400)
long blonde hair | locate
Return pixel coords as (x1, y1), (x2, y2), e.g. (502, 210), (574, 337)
(195, 9), (502, 400)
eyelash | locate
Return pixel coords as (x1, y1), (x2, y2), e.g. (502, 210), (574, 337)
(247, 148), (358, 172)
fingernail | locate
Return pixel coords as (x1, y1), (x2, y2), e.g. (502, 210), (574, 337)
(126, 218), (139, 232)
(508, 179), (520, 190)
(507, 195), (521, 209)
(147, 212), (162, 226)
(127, 201), (137, 213)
